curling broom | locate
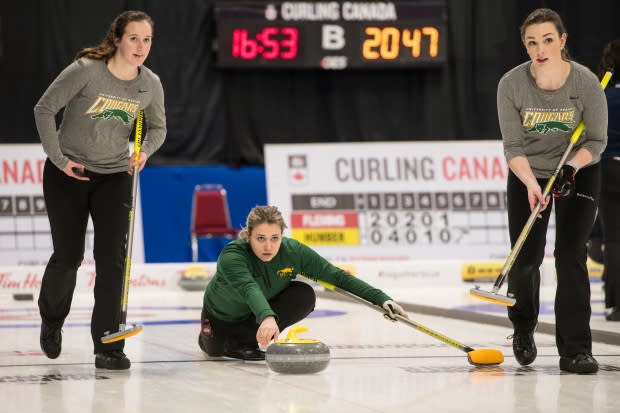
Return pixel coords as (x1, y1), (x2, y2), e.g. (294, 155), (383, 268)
(314, 279), (504, 366)
(101, 110), (145, 344)
(470, 71), (613, 306)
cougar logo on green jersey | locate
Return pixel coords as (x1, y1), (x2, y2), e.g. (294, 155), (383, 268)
(527, 121), (572, 134)
(277, 267), (295, 277)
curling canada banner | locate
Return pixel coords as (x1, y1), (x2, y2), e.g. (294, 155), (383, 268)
(265, 141), (557, 262)
(0, 144), (145, 266)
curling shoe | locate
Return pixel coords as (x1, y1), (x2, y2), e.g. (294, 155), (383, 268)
(198, 317), (225, 357)
(198, 334), (208, 353)
(559, 353), (598, 374)
(95, 350), (131, 370)
(223, 345), (265, 361)
(511, 329), (537, 366)
(606, 308), (620, 321)
(40, 323), (62, 359)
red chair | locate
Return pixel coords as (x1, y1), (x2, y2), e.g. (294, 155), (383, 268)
(190, 184), (238, 261)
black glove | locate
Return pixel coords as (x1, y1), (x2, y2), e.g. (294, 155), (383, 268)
(553, 165), (577, 198)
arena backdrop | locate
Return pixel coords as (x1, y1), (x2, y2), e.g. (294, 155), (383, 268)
(1, 0), (618, 166)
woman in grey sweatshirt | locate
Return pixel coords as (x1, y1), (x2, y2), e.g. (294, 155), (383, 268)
(33, 10), (166, 370)
(497, 8), (607, 374)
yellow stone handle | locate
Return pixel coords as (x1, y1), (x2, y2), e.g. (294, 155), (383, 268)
(275, 325), (320, 344)
(286, 325), (307, 340)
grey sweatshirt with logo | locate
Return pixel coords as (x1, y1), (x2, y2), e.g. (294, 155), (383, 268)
(497, 61), (607, 178)
(34, 57), (166, 174)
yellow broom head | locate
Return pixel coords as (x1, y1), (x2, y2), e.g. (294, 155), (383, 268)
(467, 348), (504, 366)
(469, 287), (516, 307)
(101, 324), (144, 344)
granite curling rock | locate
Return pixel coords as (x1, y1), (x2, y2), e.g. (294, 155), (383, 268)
(266, 325), (330, 374)
(178, 265), (211, 291)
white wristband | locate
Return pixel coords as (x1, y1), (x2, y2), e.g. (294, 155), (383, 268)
(566, 159), (580, 172)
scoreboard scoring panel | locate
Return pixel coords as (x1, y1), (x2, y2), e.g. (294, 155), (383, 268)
(215, 2), (448, 69)
(290, 191), (508, 248)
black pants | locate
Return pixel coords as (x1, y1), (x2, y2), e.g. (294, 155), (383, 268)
(200, 281), (316, 355)
(38, 159), (131, 353)
(600, 158), (620, 308)
(506, 163), (600, 357)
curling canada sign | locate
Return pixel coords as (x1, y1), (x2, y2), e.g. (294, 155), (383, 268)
(265, 141), (547, 262)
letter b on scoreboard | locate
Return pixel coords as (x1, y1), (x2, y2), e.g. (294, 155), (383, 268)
(322, 25), (345, 50)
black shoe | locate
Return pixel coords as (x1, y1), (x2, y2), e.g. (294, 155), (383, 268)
(197, 334), (222, 356)
(40, 323), (62, 359)
(223, 346), (265, 361)
(198, 334), (207, 353)
(559, 353), (599, 374)
(606, 308), (620, 321)
(511, 329), (537, 366)
(95, 350), (131, 370)
(198, 317), (224, 357)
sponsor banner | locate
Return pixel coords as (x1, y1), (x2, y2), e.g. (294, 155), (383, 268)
(265, 141), (557, 262)
(0, 258), (576, 297)
(334, 260), (458, 286)
(459, 259), (601, 284)
(0, 144), (145, 265)
(0, 262), (217, 295)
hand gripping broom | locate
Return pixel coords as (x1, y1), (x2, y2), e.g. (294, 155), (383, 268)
(470, 71), (613, 307)
(101, 110), (145, 344)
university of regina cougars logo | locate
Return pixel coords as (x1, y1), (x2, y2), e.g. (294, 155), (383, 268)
(85, 95), (140, 125)
(523, 109), (576, 135)
(527, 121), (572, 133)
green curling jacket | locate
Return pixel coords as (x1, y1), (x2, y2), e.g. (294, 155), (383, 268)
(203, 237), (391, 323)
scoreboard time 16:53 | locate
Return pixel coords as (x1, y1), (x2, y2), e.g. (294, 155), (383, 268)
(215, 1), (448, 69)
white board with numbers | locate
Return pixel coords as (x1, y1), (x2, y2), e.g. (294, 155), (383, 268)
(265, 141), (556, 262)
(0, 144), (144, 266)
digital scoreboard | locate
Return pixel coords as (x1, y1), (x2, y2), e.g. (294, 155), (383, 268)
(214, 1), (448, 69)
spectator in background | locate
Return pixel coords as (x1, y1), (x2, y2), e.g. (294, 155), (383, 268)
(597, 40), (620, 321)
(497, 8), (607, 374)
(33, 10), (166, 370)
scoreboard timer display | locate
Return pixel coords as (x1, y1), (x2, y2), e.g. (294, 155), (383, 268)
(214, 1), (448, 69)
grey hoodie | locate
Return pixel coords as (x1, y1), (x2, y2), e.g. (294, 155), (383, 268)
(497, 60), (607, 178)
(34, 57), (166, 173)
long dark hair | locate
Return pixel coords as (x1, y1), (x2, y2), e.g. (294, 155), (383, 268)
(75, 10), (154, 61)
(520, 8), (570, 61)
(598, 40), (620, 83)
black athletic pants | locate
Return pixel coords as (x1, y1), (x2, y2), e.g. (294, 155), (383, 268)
(599, 158), (620, 308)
(506, 163), (600, 357)
(38, 159), (131, 353)
(200, 281), (316, 355)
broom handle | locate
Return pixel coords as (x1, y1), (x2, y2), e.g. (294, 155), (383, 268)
(313, 278), (475, 353)
(120, 110), (144, 326)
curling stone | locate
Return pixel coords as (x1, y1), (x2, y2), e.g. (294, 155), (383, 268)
(178, 265), (211, 291)
(266, 326), (330, 374)
(12, 293), (35, 301)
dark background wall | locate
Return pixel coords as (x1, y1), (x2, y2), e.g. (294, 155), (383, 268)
(1, 0), (619, 166)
